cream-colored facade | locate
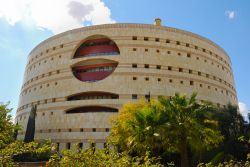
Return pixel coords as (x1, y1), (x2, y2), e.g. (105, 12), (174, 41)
(15, 22), (237, 150)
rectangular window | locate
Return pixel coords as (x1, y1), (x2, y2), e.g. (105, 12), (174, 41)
(169, 79), (173, 83)
(198, 72), (201, 76)
(168, 66), (172, 71)
(132, 94), (137, 99)
(66, 143), (71, 149)
(157, 78), (161, 82)
(167, 51), (171, 54)
(190, 81), (194, 85)
(189, 69), (192, 74)
(180, 81), (184, 84)
(179, 68), (183, 72)
(132, 64), (137, 68)
(105, 128), (109, 132)
(132, 36), (137, 40)
(155, 38), (159, 42)
(144, 37), (149, 41)
(156, 65), (161, 69)
(133, 77), (137, 80)
(176, 41), (180, 45)
(145, 48), (148, 52)
(186, 43), (190, 47)
(145, 77), (149, 81)
(144, 64), (149, 68)
(133, 48), (137, 51)
(187, 53), (191, 58)
(166, 39), (170, 43)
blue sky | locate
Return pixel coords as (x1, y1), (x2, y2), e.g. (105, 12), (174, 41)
(0, 0), (249, 120)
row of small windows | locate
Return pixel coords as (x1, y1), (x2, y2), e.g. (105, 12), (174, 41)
(22, 69), (60, 89)
(63, 142), (106, 150)
(131, 36), (230, 69)
(74, 66), (114, 73)
(22, 81), (59, 96)
(17, 82), (236, 112)
(17, 98), (56, 112)
(132, 48), (230, 74)
(37, 128), (110, 133)
(28, 44), (64, 65)
(21, 64), (234, 98)
(28, 55), (62, 72)
(131, 63), (234, 91)
(131, 77), (233, 98)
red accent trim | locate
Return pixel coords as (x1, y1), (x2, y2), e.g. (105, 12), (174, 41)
(75, 45), (119, 57)
(75, 71), (113, 81)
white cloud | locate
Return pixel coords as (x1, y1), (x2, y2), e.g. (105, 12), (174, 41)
(225, 10), (236, 19)
(0, 0), (115, 34)
(239, 102), (250, 122)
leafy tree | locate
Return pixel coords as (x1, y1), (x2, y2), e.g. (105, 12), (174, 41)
(158, 93), (223, 167)
(110, 99), (171, 157)
(48, 145), (164, 167)
(0, 140), (53, 167)
(0, 103), (19, 149)
(208, 104), (249, 162)
(0, 103), (53, 166)
(110, 93), (224, 167)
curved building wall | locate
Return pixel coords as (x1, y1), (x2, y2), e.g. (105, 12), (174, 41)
(15, 23), (237, 150)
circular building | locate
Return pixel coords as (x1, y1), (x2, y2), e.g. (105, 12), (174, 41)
(16, 20), (238, 150)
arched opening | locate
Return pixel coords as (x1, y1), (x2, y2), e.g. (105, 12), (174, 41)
(74, 35), (120, 58)
(67, 91), (119, 101)
(66, 106), (118, 114)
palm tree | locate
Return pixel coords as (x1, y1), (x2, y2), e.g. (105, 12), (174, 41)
(126, 103), (169, 157)
(158, 93), (223, 167)
(110, 93), (223, 166)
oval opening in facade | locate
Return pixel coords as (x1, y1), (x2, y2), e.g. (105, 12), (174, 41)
(74, 35), (120, 58)
(66, 106), (118, 114)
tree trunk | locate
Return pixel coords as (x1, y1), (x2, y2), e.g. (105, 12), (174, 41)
(180, 134), (189, 167)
